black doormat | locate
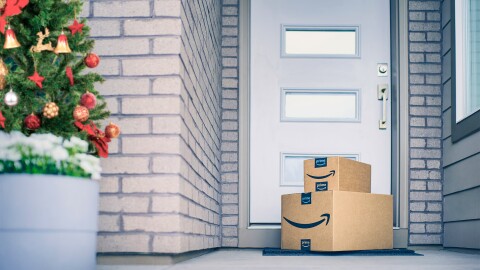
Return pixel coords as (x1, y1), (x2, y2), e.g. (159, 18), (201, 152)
(263, 248), (423, 256)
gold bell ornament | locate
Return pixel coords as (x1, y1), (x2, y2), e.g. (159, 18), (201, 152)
(54, 31), (72, 54)
(4, 26), (21, 49)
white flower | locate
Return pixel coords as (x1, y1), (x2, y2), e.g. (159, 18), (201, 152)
(4, 148), (21, 161)
(51, 146), (69, 161)
(73, 153), (101, 179)
(31, 133), (63, 145)
(63, 136), (89, 152)
(0, 131), (101, 180)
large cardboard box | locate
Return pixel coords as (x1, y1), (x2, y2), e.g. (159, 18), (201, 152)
(281, 191), (393, 251)
(304, 157), (371, 193)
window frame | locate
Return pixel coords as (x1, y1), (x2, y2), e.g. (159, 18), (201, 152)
(280, 88), (361, 122)
(451, 0), (480, 142)
(280, 25), (361, 58)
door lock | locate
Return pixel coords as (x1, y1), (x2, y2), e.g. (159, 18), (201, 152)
(378, 84), (388, 129)
(377, 63), (388, 77)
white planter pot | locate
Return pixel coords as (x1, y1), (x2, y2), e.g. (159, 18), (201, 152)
(0, 174), (99, 270)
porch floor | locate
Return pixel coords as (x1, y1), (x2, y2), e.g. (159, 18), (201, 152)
(97, 248), (480, 270)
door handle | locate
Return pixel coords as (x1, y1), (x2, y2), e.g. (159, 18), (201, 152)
(378, 84), (388, 129)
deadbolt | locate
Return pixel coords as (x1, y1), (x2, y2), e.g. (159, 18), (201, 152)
(377, 63), (388, 76)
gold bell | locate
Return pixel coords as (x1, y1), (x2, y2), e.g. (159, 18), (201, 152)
(54, 31), (72, 54)
(4, 26), (21, 49)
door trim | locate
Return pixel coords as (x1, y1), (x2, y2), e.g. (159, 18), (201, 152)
(238, 0), (409, 248)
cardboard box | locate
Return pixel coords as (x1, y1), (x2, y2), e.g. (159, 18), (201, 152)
(304, 157), (371, 193)
(281, 191), (393, 251)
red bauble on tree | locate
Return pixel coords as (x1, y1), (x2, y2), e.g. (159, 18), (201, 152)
(80, 91), (97, 110)
(84, 53), (100, 68)
(73, 105), (89, 122)
(105, 122), (121, 139)
(24, 113), (41, 130)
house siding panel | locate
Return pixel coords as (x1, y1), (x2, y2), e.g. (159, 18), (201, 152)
(443, 131), (480, 166)
(90, 0), (223, 253)
(444, 220), (480, 249)
(443, 154), (480, 195)
(408, 0), (444, 245)
(444, 187), (480, 222)
(441, 0), (480, 249)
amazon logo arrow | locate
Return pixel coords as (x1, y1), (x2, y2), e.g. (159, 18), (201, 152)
(283, 213), (330, 229)
(306, 170), (335, 180)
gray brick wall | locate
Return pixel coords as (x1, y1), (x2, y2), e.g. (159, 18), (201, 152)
(220, 0), (239, 247)
(89, 0), (222, 253)
(176, 0), (223, 251)
(408, 0), (443, 245)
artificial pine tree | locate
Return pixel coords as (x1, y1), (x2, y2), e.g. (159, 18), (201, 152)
(0, 0), (119, 157)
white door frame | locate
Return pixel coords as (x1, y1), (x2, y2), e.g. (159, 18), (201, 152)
(238, 0), (410, 248)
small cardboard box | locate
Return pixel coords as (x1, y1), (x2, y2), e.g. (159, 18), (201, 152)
(304, 157), (371, 193)
(281, 191), (393, 252)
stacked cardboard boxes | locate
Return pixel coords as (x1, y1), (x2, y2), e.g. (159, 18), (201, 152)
(281, 157), (393, 252)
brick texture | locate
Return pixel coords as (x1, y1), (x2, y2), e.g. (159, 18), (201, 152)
(90, 0), (222, 253)
(220, 0), (239, 247)
(176, 0), (223, 251)
(408, 0), (443, 245)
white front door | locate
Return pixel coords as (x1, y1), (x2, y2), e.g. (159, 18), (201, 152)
(250, 0), (391, 224)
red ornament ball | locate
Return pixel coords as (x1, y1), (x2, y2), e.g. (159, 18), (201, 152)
(73, 105), (90, 122)
(24, 114), (41, 130)
(84, 53), (100, 68)
(105, 122), (121, 139)
(80, 92), (97, 110)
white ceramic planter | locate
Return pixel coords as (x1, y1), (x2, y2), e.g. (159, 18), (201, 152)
(0, 174), (99, 270)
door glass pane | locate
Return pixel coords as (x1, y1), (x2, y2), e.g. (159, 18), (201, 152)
(284, 27), (358, 56)
(283, 90), (359, 121)
(282, 154), (358, 186)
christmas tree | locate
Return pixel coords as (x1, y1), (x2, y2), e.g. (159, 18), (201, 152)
(0, 0), (119, 158)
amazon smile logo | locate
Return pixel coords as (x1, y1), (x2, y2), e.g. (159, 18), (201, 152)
(316, 181), (328, 191)
(301, 196), (311, 204)
(301, 193), (312, 205)
(314, 157), (327, 168)
(306, 170), (335, 180)
(300, 239), (311, 251)
(283, 213), (330, 229)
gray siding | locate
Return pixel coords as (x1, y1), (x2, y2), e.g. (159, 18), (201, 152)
(441, 0), (480, 249)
